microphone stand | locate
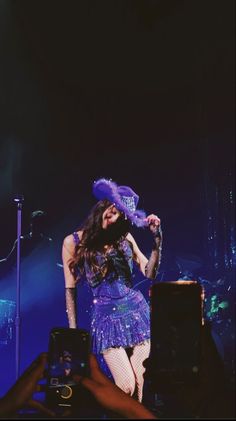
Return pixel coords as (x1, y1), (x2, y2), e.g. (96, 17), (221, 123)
(13, 194), (24, 380)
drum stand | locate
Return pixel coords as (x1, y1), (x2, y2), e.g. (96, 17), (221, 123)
(13, 194), (24, 380)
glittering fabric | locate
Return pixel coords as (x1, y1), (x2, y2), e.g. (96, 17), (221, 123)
(91, 289), (150, 354)
(72, 231), (80, 245)
(65, 287), (77, 328)
(72, 234), (150, 354)
(84, 239), (133, 289)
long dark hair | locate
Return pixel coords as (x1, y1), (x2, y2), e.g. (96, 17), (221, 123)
(69, 200), (131, 282)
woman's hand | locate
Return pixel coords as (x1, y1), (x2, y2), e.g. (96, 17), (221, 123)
(145, 214), (161, 237)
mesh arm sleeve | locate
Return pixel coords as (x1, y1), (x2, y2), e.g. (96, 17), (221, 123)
(65, 287), (77, 328)
(145, 226), (163, 280)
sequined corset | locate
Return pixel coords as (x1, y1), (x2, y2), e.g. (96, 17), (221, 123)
(86, 240), (133, 298)
(73, 233), (134, 298)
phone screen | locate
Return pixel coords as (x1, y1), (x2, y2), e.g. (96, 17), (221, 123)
(46, 327), (90, 409)
(148, 281), (203, 392)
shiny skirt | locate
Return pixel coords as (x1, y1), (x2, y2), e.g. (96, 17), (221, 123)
(91, 289), (150, 354)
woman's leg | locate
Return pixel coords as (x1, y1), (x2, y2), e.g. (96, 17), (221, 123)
(129, 340), (151, 402)
(103, 347), (136, 396)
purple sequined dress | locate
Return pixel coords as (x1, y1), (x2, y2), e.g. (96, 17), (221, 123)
(73, 233), (150, 354)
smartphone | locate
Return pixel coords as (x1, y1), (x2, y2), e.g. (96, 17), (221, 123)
(45, 327), (90, 411)
(148, 281), (203, 392)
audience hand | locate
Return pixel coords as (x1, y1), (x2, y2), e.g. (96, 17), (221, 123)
(73, 353), (157, 419)
(0, 353), (55, 418)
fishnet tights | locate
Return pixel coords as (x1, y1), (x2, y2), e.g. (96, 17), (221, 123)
(103, 340), (150, 402)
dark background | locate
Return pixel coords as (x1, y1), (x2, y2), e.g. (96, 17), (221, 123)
(0, 0), (235, 399)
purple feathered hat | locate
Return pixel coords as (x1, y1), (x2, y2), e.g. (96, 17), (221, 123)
(93, 178), (147, 228)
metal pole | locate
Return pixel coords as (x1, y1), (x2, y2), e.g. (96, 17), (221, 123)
(14, 194), (24, 380)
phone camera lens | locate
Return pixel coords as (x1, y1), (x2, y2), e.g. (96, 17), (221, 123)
(60, 385), (73, 399)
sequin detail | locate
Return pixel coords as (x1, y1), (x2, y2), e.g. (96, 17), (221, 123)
(72, 234), (150, 354)
(84, 239), (133, 288)
(65, 288), (77, 328)
(120, 195), (136, 212)
(91, 287), (150, 354)
(72, 231), (80, 245)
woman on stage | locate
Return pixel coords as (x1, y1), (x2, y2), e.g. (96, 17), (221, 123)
(62, 178), (162, 402)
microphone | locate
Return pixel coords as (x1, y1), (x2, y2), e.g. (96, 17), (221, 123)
(13, 194), (24, 205)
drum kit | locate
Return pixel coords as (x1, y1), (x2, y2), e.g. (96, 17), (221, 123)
(175, 253), (231, 326)
(134, 252), (233, 339)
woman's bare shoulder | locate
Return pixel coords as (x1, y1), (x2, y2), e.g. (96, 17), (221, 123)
(63, 231), (83, 249)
